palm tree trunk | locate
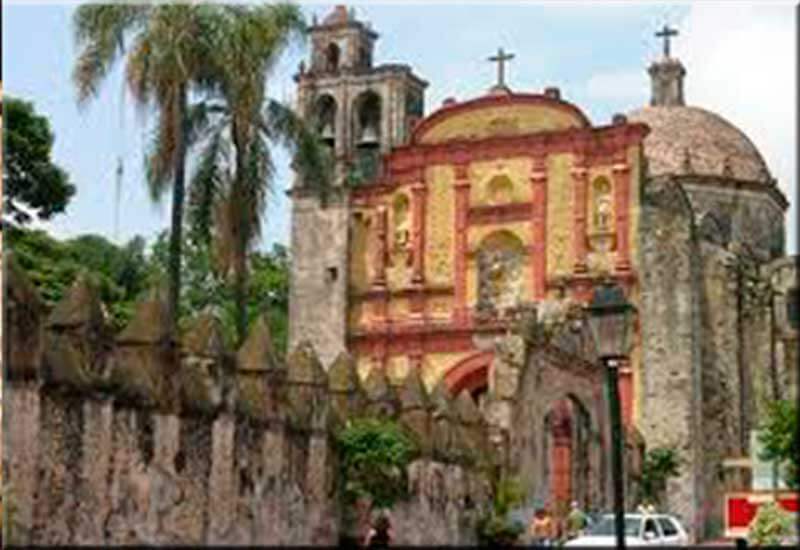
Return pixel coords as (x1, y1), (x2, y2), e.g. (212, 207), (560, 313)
(234, 249), (248, 345)
(167, 84), (189, 331)
(232, 120), (249, 346)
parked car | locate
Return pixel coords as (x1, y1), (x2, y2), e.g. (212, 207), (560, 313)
(564, 513), (689, 546)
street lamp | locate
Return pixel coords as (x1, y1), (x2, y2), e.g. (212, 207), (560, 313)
(586, 283), (637, 550)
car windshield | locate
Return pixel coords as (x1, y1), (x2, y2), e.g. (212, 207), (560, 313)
(587, 517), (641, 537)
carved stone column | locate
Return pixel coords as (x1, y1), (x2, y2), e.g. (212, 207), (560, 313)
(453, 163), (471, 325)
(613, 152), (632, 272)
(373, 206), (388, 288)
(571, 156), (589, 273)
(530, 154), (548, 299)
(411, 177), (427, 284)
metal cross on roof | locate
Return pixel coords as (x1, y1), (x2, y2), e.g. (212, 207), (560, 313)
(655, 24), (678, 58)
(488, 47), (514, 88)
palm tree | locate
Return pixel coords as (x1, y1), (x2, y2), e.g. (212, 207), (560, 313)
(189, 3), (331, 344)
(73, 3), (217, 329)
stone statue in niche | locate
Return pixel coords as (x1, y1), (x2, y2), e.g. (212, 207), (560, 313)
(391, 195), (413, 267)
(476, 243), (524, 315)
(595, 196), (612, 231)
(588, 177), (615, 255)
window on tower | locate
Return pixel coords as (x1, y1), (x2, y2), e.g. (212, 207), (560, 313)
(326, 42), (340, 73)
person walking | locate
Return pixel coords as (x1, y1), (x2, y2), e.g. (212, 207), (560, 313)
(365, 513), (393, 548)
(566, 500), (589, 540)
(529, 506), (555, 546)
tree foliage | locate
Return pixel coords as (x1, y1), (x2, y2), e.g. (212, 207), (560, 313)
(8, 226), (290, 350)
(747, 501), (795, 546)
(8, 225), (149, 329)
(758, 400), (799, 489)
(335, 418), (418, 509)
(148, 229), (290, 353)
(4, 96), (76, 225)
(638, 447), (681, 507)
(476, 474), (525, 546)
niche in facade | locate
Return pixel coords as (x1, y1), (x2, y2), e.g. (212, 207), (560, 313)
(588, 176), (615, 254)
(391, 194), (411, 265)
(476, 230), (526, 315)
(486, 174), (515, 205)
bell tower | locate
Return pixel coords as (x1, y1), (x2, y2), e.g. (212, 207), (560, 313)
(288, 5), (427, 364)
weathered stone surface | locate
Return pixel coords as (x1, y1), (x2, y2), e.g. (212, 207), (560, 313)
(6, 254), (46, 379)
(237, 314), (279, 372)
(47, 274), (105, 331)
(363, 366), (399, 417)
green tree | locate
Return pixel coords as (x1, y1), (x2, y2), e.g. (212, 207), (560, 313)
(335, 418), (418, 509)
(758, 400), (799, 489)
(189, 2), (331, 344)
(148, 230), (291, 354)
(4, 96), (76, 225)
(8, 225), (150, 329)
(638, 447), (681, 507)
(72, 3), (218, 329)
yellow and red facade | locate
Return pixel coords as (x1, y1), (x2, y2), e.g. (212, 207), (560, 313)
(347, 91), (648, 422)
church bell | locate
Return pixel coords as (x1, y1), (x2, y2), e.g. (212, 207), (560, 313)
(320, 121), (335, 142)
(358, 121), (379, 146)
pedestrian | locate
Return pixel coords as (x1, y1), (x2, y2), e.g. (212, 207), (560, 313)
(566, 500), (588, 539)
(365, 512), (392, 548)
(529, 506), (555, 546)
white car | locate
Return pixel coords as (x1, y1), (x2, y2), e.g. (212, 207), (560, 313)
(564, 513), (689, 547)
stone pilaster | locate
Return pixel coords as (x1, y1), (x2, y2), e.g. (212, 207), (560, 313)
(571, 157), (589, 273)
(530, 154), (548, 299)
(453, 163), (471, 325)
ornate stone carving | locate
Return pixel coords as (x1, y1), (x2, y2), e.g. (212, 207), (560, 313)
(476, 234), (525, 317)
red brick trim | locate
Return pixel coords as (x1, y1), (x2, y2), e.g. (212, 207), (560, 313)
(468, 202), (532, 225)
(443, 351), (494, 395)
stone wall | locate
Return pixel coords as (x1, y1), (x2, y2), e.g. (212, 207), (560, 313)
(5, 260), (490, 546)
(637, 178), (705, 540)
(288, 189), (351, 366)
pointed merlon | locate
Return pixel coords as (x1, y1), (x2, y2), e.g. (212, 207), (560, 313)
(181, 311), (226, 358)
(398, 368), (431, 411)
(286, 340), (328, 385)
(363, 366), (396, 403)
(328, 351), (362, 394)
(47, 273), (105, 330)
(237, 313), (279, 372)
(454, 391), (483, 426)
(117, 286), (171, 345)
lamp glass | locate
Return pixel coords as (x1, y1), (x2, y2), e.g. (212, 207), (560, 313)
(586, 285), (636, 360)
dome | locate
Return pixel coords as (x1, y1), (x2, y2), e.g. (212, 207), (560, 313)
(628, 105), (772, 184)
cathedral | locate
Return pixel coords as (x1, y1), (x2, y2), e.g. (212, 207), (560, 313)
(288, 5), (797, 540)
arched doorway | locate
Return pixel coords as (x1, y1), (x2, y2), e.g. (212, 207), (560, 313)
(443, 351), (492, 412)
(543, 396), (592, 509)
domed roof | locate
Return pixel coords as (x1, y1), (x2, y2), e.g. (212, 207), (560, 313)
(628, 104), (771, 184)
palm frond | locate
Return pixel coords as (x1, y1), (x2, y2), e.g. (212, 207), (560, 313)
(72, 4), (149, 105)
(188, 124), (229, 245)
(263, 99), (333, 193)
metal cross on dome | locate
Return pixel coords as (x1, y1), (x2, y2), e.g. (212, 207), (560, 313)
(655, 24), (678, 58)
(488, 47), (514, 89)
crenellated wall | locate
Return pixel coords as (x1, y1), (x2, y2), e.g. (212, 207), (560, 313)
(4, 258), (491, 546)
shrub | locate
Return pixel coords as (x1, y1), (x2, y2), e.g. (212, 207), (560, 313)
(747, 501), (794, 546)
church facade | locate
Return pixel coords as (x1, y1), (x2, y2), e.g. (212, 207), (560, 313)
(289, 5), (798, 540)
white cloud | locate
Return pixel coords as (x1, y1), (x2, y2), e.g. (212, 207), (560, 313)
(674, 3), (797, 253)
(586, 69), (649, 101)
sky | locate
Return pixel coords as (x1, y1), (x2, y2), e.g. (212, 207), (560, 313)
(3, 1), (797, 254)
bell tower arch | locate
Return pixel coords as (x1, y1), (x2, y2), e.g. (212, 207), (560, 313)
(289, 5), (427, 364)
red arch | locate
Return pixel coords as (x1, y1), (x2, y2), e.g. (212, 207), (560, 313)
(443, 351), (493, 396)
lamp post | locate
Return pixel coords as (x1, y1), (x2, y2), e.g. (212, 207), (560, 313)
(586, 283), (637, 550)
